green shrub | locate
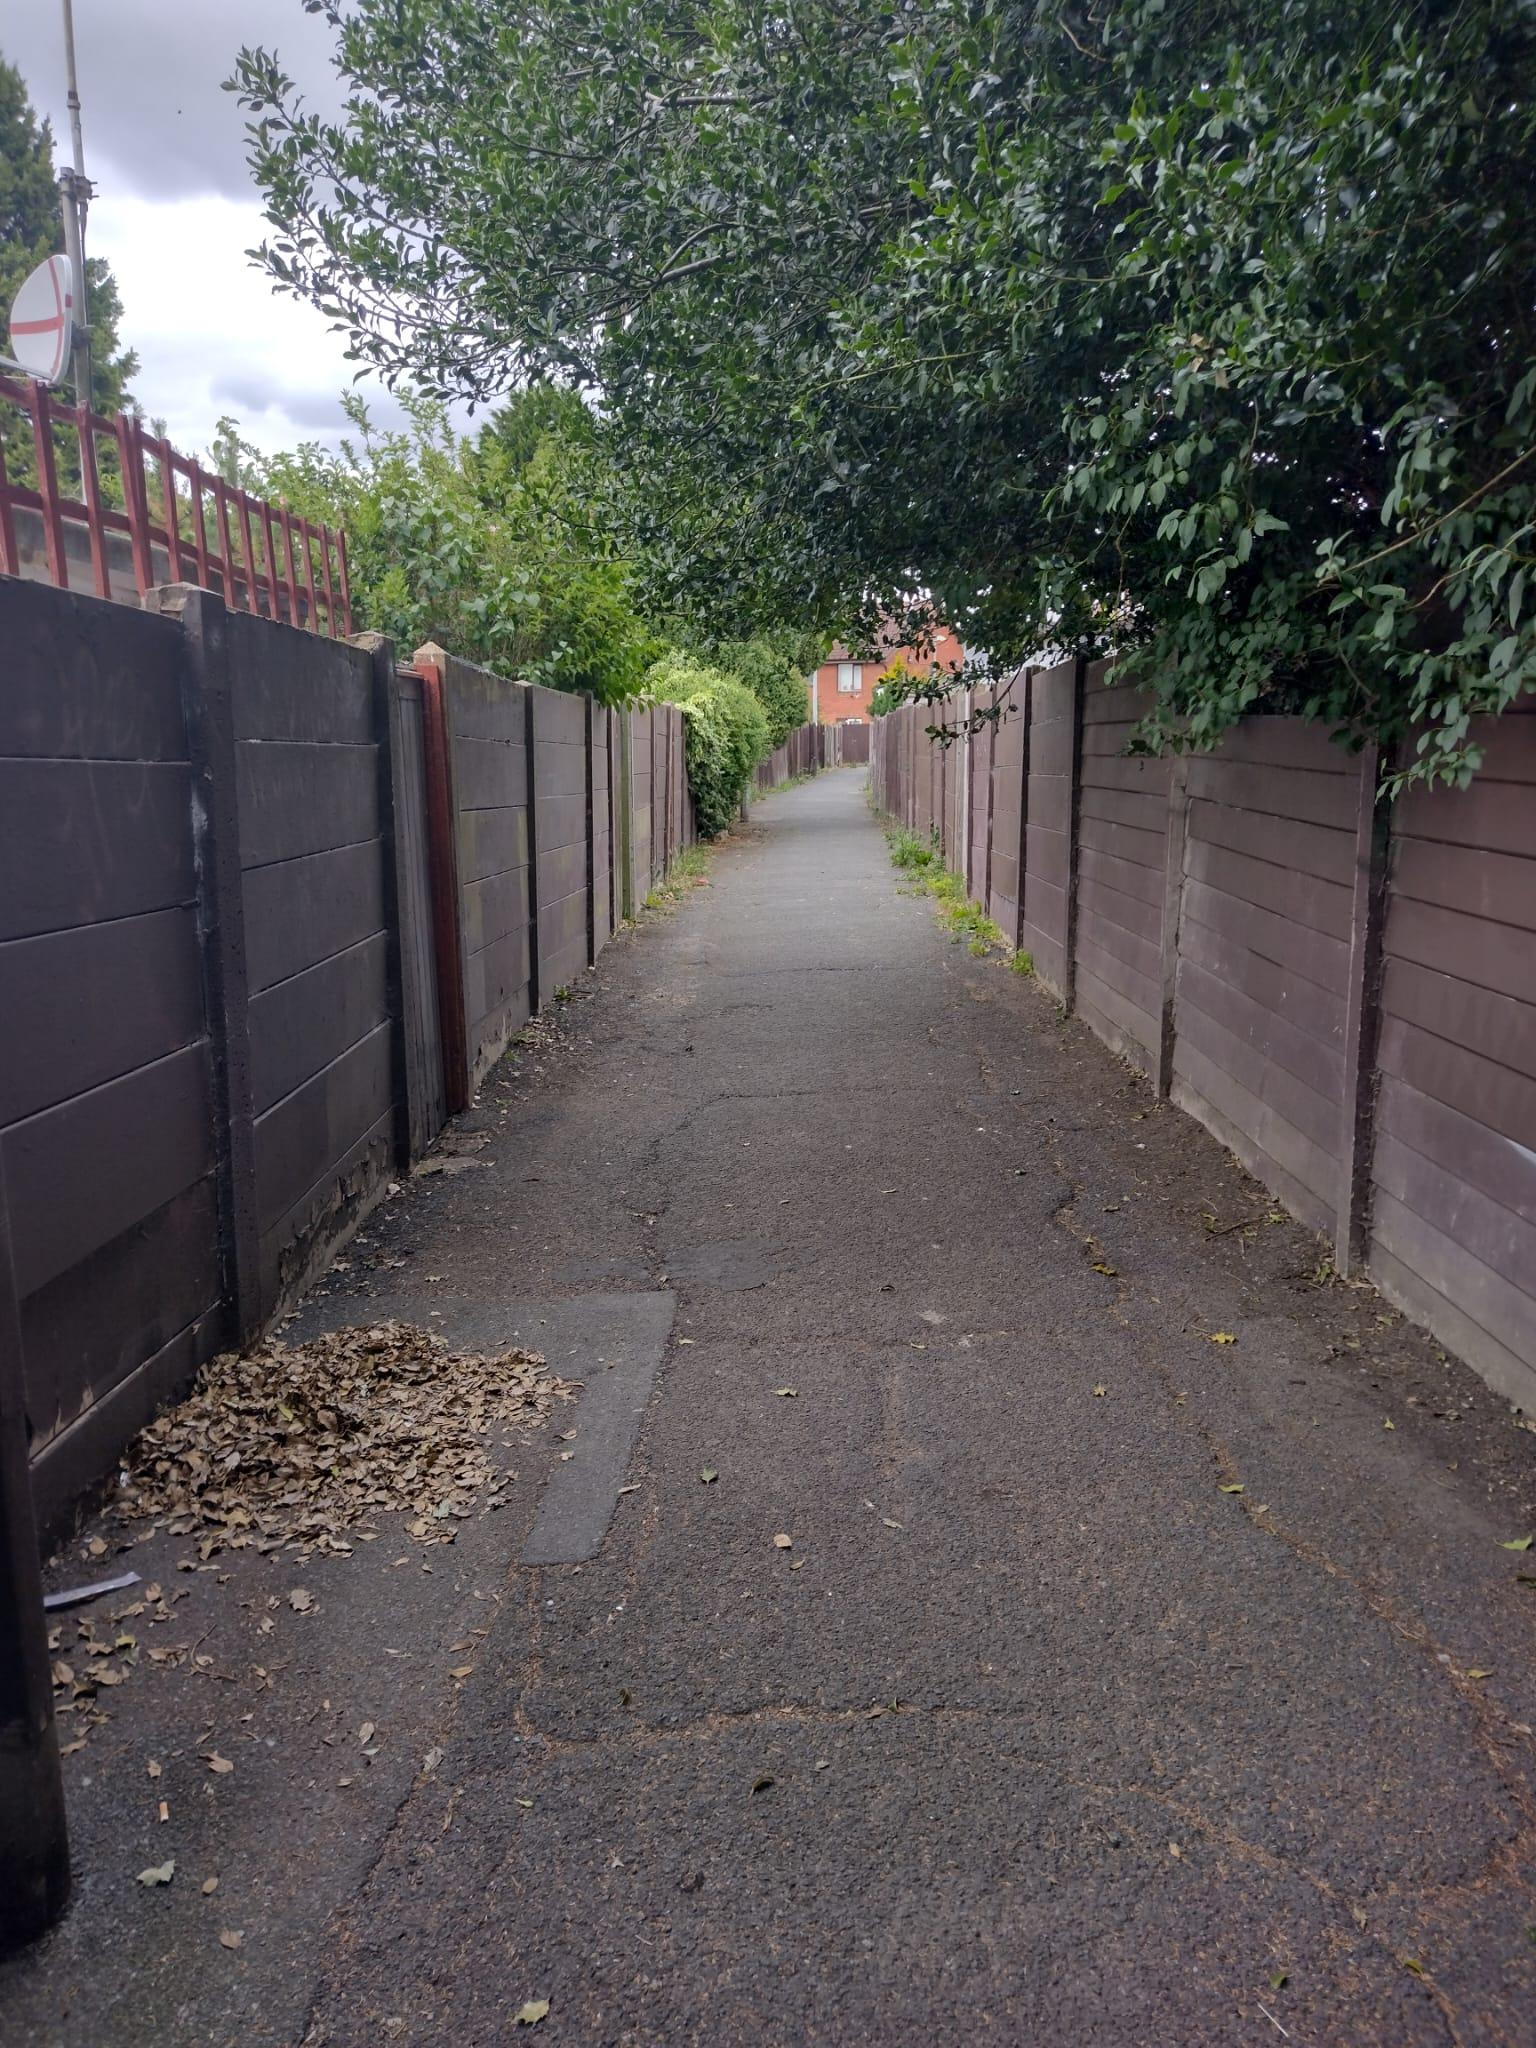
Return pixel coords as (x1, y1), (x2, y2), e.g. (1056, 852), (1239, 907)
(706, 637), (810, 749)
(649, 654), (770, 838)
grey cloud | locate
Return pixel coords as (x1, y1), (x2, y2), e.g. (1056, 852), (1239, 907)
(4, 1), (343, 203)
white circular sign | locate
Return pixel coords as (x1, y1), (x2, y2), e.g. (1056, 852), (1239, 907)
(9, 254), (75, 384)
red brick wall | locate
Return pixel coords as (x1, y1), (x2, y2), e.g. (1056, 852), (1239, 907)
(814, 626), (965, 725)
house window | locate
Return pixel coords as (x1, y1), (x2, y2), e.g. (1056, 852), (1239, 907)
(836, 661), (861, 693)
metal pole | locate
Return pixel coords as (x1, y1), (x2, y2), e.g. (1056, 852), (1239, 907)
(0, 1156), (71, 1951)
(59, 0), (92, 407)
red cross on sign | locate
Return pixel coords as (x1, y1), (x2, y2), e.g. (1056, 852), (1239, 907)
(8, 255), (75, 385)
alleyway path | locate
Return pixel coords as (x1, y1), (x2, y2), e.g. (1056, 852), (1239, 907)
(7, 768), (1536, 2046)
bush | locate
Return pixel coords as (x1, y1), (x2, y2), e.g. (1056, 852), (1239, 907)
(706, 637), (810, 749)
(650, 654), (770, 838)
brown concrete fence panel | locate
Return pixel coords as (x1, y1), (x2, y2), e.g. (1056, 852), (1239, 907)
(871, 676), (1536, 1411)
(1, 582), (224, 1535)
(1369, 705), (1536, 1406)
(0, 575), (710, 1541)
(531, 682), (590, 997)
(227, 608), (398, 1319)
(1073, 671), (1171, 1079)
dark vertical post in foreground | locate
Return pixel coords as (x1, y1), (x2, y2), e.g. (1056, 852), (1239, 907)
(1336, 742), (1392, 1275)
(0, 1163), (70, 1949)
(149, 584), (263, 1347)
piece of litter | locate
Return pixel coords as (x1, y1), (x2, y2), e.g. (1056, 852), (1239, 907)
(43, 1571), (141, 1612)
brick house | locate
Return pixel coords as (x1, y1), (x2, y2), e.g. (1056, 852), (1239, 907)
(811, 623), (967, 725)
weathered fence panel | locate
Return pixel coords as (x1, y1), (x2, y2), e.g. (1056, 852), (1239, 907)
(0, 584), (223, 1531)
(870, 676), (1536, 1410)
(531, 683), (590, 996)
(1020, 658), (1080, 1001)
(227, 611), (398, 1316)
(1173, 720), (1359, 1235)
(1369, 705), (1536, 1404)
(434, 652), (534, 1094)
(0, 574), (716, 1539)
(1073, 673), (1170, 1077)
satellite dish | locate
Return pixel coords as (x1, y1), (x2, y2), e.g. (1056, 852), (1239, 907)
(8, 254), (75, 385)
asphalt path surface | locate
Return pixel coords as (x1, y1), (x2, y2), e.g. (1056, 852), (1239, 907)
(5, 767), (1535, 2047)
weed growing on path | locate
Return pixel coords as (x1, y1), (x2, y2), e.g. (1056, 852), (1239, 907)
(883, 825), (1026, 969)
(642, 844), (713, 914)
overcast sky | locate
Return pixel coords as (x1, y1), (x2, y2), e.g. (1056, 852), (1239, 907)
(5, 1), (455, 458)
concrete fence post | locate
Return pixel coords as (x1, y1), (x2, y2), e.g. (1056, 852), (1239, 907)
(147, 584), (262, 1345)
(1012, 671), (1032, 954)
(617, 710), (636, 921)
(585, 694), (598, 967)
(411, 644), (469, 1117)
(1335, 742), (1392, 1274)
(1155, 756), (1190, 1100)
(524, 684), (543, 1016)
(1061, 656), (1087, 1013)
(0, 1159), (70, 1951)
(350, 631), (411, 1166)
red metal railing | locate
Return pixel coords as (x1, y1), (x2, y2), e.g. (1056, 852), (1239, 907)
(0, 375), (351, 636)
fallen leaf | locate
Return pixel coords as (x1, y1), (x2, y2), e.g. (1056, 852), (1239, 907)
(515, 1999), (550, 2025)
(1383, 1418), (1395, 1430)
(881, 1517), (904, 1530)
(814, 1759), (830, 1771)
(515, 1797), (534, 1809)
(751, 1775), (775, 1794)
(1210, 1332), (1237, 1345)
(202, 1877), (219, 1895)
(1219, 1484), (1245, 1495)
(358, 1721), (376, 1746)
(1092, 1385), (1107, 1398)
(1403, 1957), (1427, 1979)
(146, 1759), (162, 1780)
(449, 1665), (474, 1681)
(1466, 1668), (1493, 1680)
(87, 1537), (108, 1559)
(1499, 1536), (1533, 1551)
(288, 1588), (314, 1613)
(218, 1930), (243, 1951)
(700, 1468), (718, 1485)
(204, 1752), (234, 1775)
(789, 1559), (806, 1571)
(1168, 1842), (1182, 1859)
(1091, 1262), (1118, 1278)
(773, 1387), (798, 1398)
(137, 1860), (175, 1887)
(1269, 1971), (1288, 1990)
(773, 1533), (793, 1549)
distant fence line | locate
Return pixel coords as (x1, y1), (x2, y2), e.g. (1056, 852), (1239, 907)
(1, 575), (831, 1538)
(754, 718), (868, 792)
(872, 666), (1536, 1412)
(0, 375), (351, 635)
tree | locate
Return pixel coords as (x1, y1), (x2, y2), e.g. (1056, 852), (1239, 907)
(699, 637), (810, 749)
(222, 387), (661, 704)
(234, 2), (1536, 784)
(0, 56), (137, 416)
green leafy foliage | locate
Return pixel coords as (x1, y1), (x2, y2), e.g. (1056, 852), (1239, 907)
(220, 389), (660, 704)
(650, 652), (769, 837)
(704, 637), (810, 749)
(234, 0), (1536, 786)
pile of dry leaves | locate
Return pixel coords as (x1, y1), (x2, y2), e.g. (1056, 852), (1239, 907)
(115, 1321), (570, 1560)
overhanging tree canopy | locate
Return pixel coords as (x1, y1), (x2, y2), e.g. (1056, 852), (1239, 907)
(234, 1), (1536, 784)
